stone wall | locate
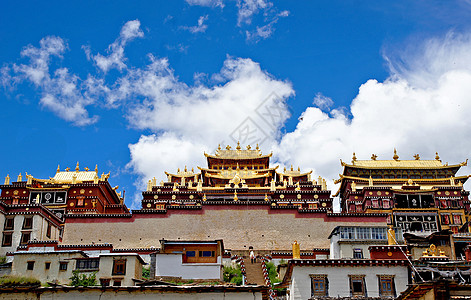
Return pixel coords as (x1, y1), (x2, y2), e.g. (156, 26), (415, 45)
(63, 206), (386, 250)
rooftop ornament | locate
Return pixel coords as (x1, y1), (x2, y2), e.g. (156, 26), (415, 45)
(4, 174), (10, 185)
(393, 148), (399, 161)
(371, 154), (377, 160)
(435, 152), (441, 161)
(351, 152), (357, 163)
(413, 154), (420, 160)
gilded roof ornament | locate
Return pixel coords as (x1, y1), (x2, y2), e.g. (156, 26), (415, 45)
(413, 154), (420, 160)
(236, 141), (241, 150)
(17, 173), (22, 182)
(226, 145), (232, 150)
(233, 190), (238, 201)
(371, 154), (377, 160)
(435, 152), (440, 161)
(57, 165), (60, 173)
(247, 145), (251, 150)
(4, 174), (10, 185)
(256, 144), (260, 151)
(218, 144), (222, 151)
(393, 149), (399, 161)
(75, 162), (80, 172)
(351, 152), (357, 163)
(95, 165), (98, 173)
(65, 167), (70, 172)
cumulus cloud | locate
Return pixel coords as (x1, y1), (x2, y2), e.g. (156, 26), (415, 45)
(274, 32), (471, 204)
(85, 20), (144, 73)
(1, 36), (98, 126)
(181, 15), (209, 33)
(313, 93), (334, 111)
(124, 56), (294, 207)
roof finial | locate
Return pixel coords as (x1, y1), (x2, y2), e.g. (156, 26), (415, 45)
(371, 154), (377, 160)
(184, 166), (187, 172)
(57, 165), (60, 173)
(247, 144), (251, 150)
(256, 144), (260, 151)
(290, 165), (293, 171)
(226, 145), (231, 150)
(413, 154), (420, 160)
(4, 174), (10, 185)
(17, 173), (22, 182)
(75, 162), (80, 172)
(217, 144), (221, 151)
(236, 141), (241, 150)
(393, 149), (399, 161)
(352, 152), (357, 163)
(95, 164), (98, 173)
(435, 152), (441, 161)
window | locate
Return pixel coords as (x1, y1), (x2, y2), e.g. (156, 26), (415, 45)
(76, 259), (99, 270)
(357, 228), (370, 240)
(353, 249), (364, 259)
(45, 262), (51, 270)
(378, 275), (395, 297)
(383, 199), (390, 209)
(2, 233), (12, 247)
(310, 275), (328, 297)
(113, 280), (122, 286)
(27, 261), (35, 271)
(100, 278), (110, 287)
(22, 217), (33, 230)
(46, 223), (52, 238)
(112, 259), (126, 275)
(199, 251), (215, 257)
(372, 199), (379, 208)
(20, 232), (31, 245)
(349, 275), (366, 297)
(59, 262), (68, 271)
(371, 228), (386, 240)
(77, 198), (84, 207)
(4, 217), (14, 230)
(340, 227), (355, 239)
(453, 215), (462, 225)
(186, 251), (196, 257)
(442, 214), (450, 225)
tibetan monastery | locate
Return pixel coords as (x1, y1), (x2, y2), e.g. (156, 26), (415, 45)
(335, 150), (470, 236)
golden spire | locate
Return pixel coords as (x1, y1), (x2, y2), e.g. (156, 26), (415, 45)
(217, 144), (221, 151)
(393, 149), (399, 161)
(256, 144), (260, 151)
(413, 154), (420, 160)
(352, 152), (357, 163)
(371, 154), (377, 160)
(184, 166), (187, 172)
(95, 164), (98, 173)
(57, 164), (60, 173)
(75, 162), (80, 172)
(233, 190), (238, 201)
(435, 152), (440, 161)
(177, 168), (180, 173)
(4, 174), (10, 185)
(17, 173), (22, 182)
(236, 141), (241, 150)
(297, 166), (300, 171)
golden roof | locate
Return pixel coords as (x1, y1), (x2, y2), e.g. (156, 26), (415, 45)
(52, 171), (98, 183)
(204, 143), (272, 160)
(341, 159), (466, 169)
(334, 174), (470, 184)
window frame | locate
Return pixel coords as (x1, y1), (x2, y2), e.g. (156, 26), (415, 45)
(59, 261), (68, 271)
(349, 275), (366, 297)
(112, 259), (127, 276)
(2, 232), (13, 247)
(22, 216), (33, 230)
(4, 217), (14, 230)
(310, 274), (328, 297)
(27, 261), (35, 271)
(353, 248), (364, 259)
(20, 232), (31, 245)
(378, 275), (395, 297)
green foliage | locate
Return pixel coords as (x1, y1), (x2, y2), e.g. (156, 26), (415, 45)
(266, 262), (281, 284)
(69, 270), (97, 287)
(278, 259), (287, 265)
(0, 275), (40, 287)
(0, 257), (6, 265)
(142, 266), (150, 279)
(223, 264), (242, 285)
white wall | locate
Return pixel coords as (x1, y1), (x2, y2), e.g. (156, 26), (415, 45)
(289, 264), (409, 300)
(155, 254), (222, 280)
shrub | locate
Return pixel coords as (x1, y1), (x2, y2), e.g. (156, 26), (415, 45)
(69, 270), (97, 287)
(0, 275), (40, 287)
(223, 264), (242, 285)
(142, 267), (150, 279)
(266, 262), (280, 284)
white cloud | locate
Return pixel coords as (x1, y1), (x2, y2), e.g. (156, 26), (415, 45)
(237, 0), (272, 25)
(186, 0), (224, 7)
(181, 15), (209, 34)
(86, 20), (144, 73)
(125, 56), (294, 207)
(275, 32), (471, 203)
(1, 36), (98, 126)
(313, 93), (334, 111)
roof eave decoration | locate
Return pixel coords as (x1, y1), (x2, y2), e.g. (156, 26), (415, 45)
(204, 143), (272, 160)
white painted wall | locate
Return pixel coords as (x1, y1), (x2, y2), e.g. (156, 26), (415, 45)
(288, 264), (409, 300)
(155, 253), (222, 280)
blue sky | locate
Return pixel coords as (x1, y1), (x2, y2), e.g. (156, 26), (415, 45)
(2, 1), (471, 208)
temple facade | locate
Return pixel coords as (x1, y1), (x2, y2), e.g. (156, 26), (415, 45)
(335, 150), (470, 236)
